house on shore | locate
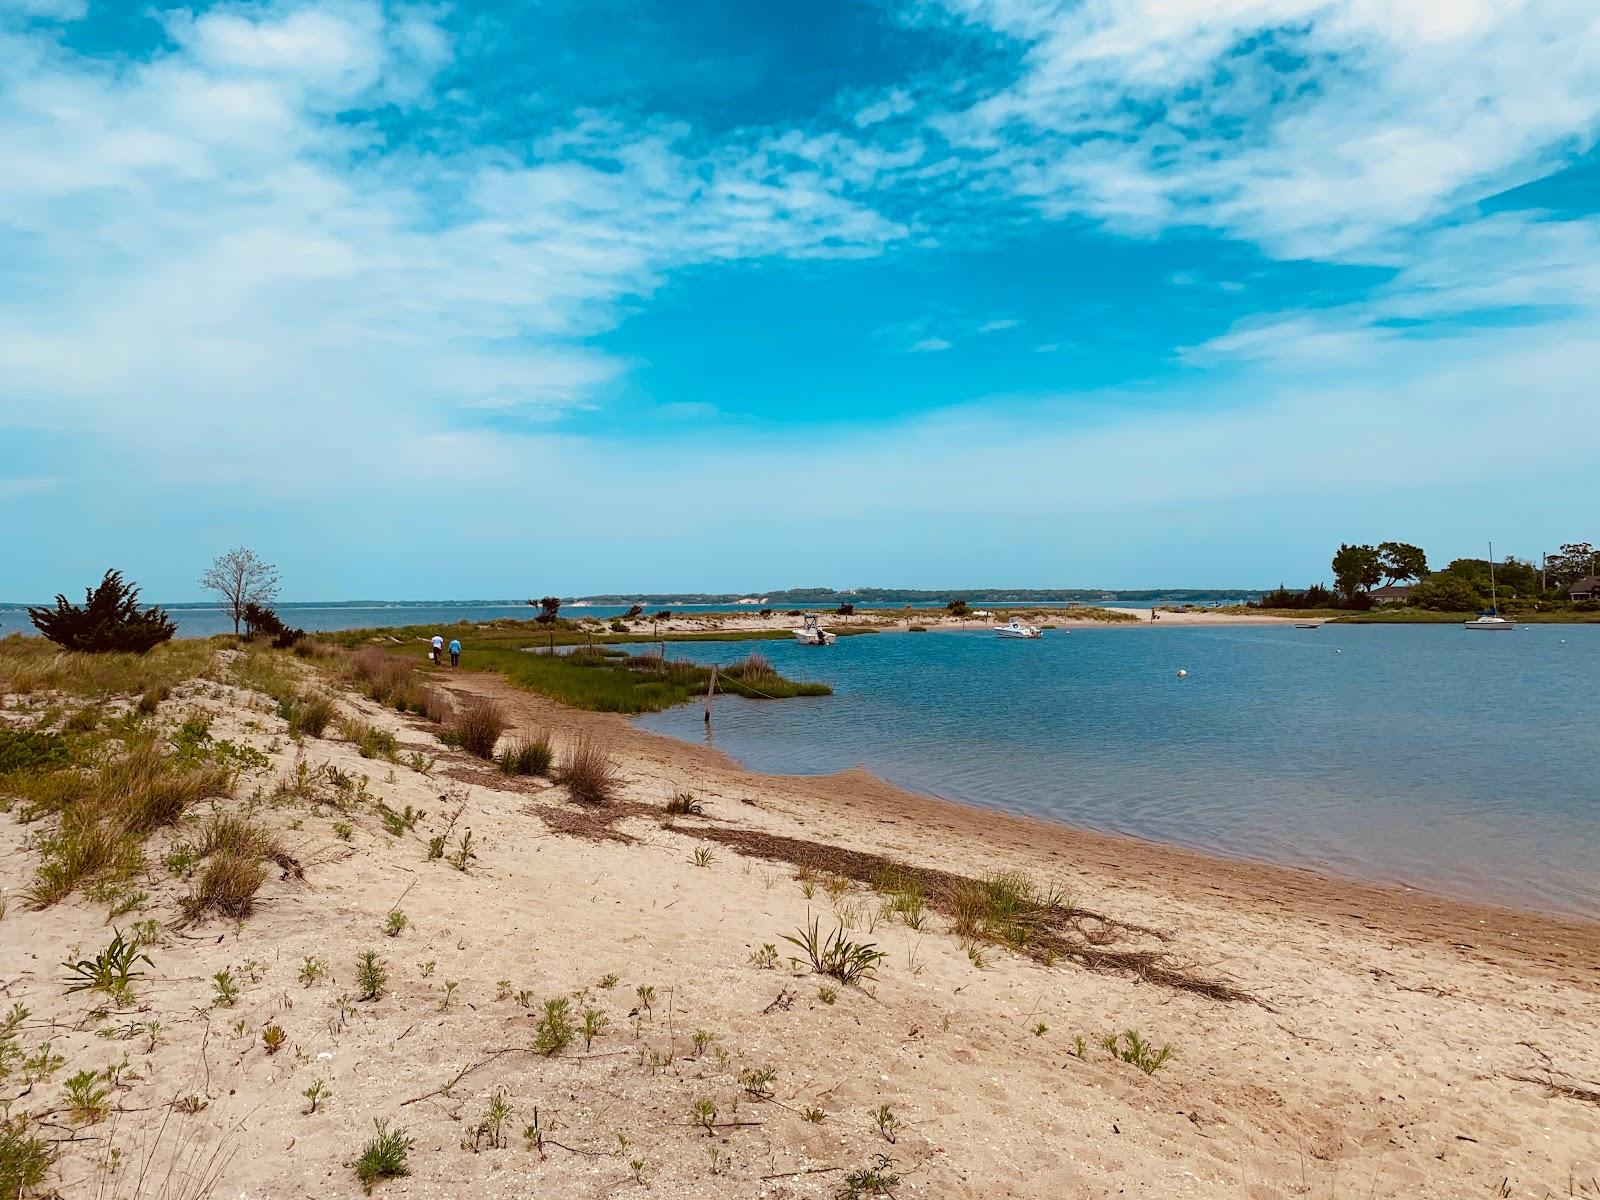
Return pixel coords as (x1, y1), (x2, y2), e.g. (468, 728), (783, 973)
(1568, 575), (1600, 601)
(1368, 584), (1414, 604)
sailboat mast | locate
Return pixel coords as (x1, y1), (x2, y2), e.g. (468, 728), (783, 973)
(1488, 541), (1498, 613)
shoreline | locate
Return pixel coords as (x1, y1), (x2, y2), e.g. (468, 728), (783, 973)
(451, 669), (1600, 986)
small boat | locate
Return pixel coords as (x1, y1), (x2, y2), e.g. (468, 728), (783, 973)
(792, 614), (837, 646)
(1295, 622), (1320, 629)
(994, 616), (1043, 639)
(1464, 541), (1516, 632)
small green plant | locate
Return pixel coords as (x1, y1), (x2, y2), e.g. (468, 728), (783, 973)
(665, 791), (702, 815)
(62, 929), (153, 1001)
(62, 1068), (111, 1123)
(262, 1023), (287, 1055)
(739, 1065), (776, 1099)
(818, 985), (838, 1005)
(446, 829), (475, 872)
(420, 961), (438, 979)
(23, 1042), (65, 1083)
(405, 751), (434, 775)
(211, 970), (240, 1008)
(690, 1029), (714, 1058)
(130, 919), (160, 946)
(426, 834), (445, 860)
(691, 1098), (717, 1135)
(838, 1152), (900, 1198)
(1103, 1029), (1173, 1075)
(332, 820), (354, 842)
(439, 980), (459, 1010)
(871, 1104), (899, 1144)
(581, 1008), (609, 1051)
(783, 915), (886, 986)
(597, 973), (619, 989)
(802, 1105), (825, 1123)
(635, 984), (655, 1014)
(354, 1118), (412, 1193)
(1032, 1022), (1048, 1037)
(494, 978), (511, 998)
(173, 1093), (208, 1114)
(0, 1114), (52, 1194)
(1070, 1034), (1088, 1059)
(378, 804), (420, 836)
(303, 1078), (329, 1114)
(164, 842), (200, 878)
(747, 943), (779, 969)
(299, 957), (326, 987)
(356, 951), (388, 1002)
(384, 911), (408, 938)
(692, 846), (714, 868)
(466, 1090), (513, 1151)
(535, 997), (574, 1055)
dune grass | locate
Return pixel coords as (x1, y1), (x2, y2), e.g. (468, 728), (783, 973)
(0, 633), (219, 697)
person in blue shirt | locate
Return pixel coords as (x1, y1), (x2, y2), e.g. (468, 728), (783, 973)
(448, 637), (461, 667)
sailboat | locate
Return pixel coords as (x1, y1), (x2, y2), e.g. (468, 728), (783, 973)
(1464, 542), (1516, 631)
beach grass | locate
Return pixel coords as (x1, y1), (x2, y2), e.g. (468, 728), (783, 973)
(363, 642), (831, 715)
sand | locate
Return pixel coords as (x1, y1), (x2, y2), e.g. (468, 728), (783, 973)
(2, 657), (1596, 1199)
(561, 605), (1312, 636)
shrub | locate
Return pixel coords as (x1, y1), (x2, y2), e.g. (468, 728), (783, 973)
(0, 1115), (52, 1195)
(1103, 1029), (1173, 1075)
(560, 734), (620, 804)
(339, 718), (397, 761)
(27, 570), (176, 653)
(665, 791), (702, 815)
(497, 734), (553, 777)
(451, 698), (507, 760)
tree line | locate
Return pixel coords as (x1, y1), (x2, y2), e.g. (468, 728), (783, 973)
(1261, 540), (1598, 612)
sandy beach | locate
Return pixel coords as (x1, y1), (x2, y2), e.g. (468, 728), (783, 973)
(2, 648), (1596, 1199)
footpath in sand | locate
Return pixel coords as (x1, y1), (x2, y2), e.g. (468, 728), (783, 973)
(2, 650), (1597, 1199)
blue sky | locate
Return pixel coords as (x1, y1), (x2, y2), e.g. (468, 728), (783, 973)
(2, 0), (1599, 601)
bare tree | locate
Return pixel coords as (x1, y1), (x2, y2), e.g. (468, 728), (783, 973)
(200, 547), (280, 635)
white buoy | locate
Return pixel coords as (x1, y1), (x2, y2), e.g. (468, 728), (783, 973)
(1176, 669), (1188, 678)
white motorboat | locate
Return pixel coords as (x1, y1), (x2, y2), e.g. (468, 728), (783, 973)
(792, 614), (837, 646)
(994, 616), (1043, 639)
(1464, 541), (1516, 631)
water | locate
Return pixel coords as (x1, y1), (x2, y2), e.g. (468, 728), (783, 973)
(636, 625), (1600, 918)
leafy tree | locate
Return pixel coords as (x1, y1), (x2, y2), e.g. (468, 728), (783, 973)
(1375, 542), (1428, 588)
(1409, 575), (1484, 612)
(1544, 542), (1597, 588)
(835, 602), (855, 617)
(200, 548), (280, 635)
(28, 570), (176, 653)
(1331, 544), (1382, 601)
(946, 598), (970, 617)
(623, 604), (643, 619)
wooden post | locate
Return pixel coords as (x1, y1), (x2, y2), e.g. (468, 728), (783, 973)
(704, 665), (717, 726)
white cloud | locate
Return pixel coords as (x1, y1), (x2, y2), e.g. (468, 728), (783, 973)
(0, 0), (85, 19)
(0, 1), (906, 487)
(978, 318), (1019, 332)
(923, 0), (1600, 260)
(909, 337), (953, 352)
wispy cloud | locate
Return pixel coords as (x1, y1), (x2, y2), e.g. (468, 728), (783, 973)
(914, 0), (1600, 261)
(909, 337), (953, 352)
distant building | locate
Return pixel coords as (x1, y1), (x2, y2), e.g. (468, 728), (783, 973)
(1568, 576), (1600, 601)
(1368, 584), (1414, 604)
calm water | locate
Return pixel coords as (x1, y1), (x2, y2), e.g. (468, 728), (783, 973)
(637, 625), (1600, 918)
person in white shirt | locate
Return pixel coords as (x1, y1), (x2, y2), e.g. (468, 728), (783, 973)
(430, 634), (443, 664)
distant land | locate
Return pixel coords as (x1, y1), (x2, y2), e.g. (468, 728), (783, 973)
(565, 587), (1266, 605)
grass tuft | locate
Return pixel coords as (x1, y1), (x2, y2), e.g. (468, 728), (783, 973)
(560, 734), (620, 805)
(354, 1119), (412, 1193)
(450, 698), (507, 760)
(497, 734), (553, 777)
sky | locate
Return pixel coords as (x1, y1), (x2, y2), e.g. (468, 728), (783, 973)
(2, 0), (1598, 601)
